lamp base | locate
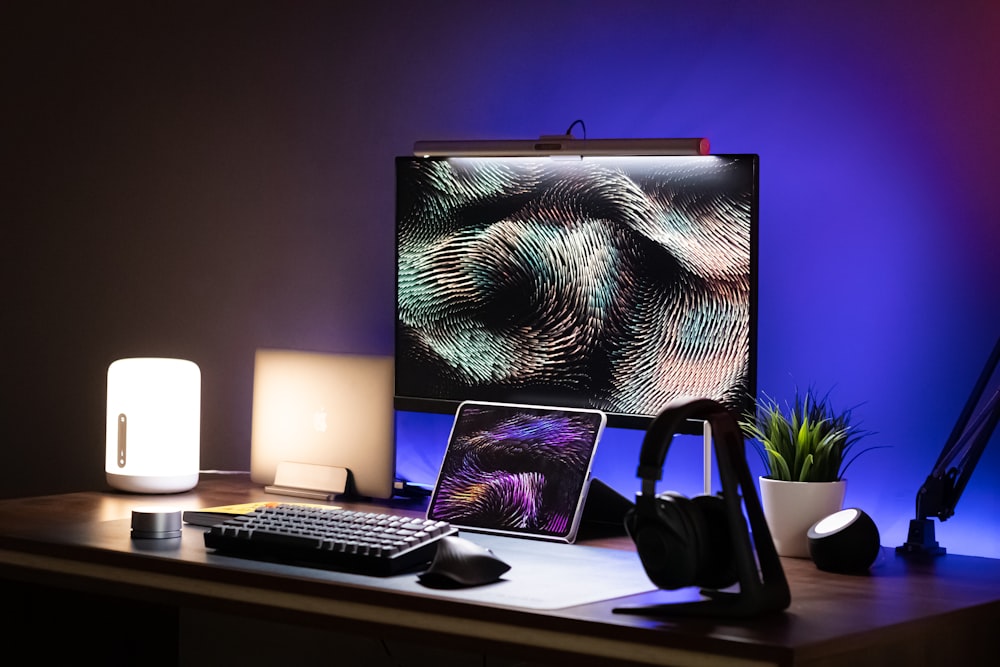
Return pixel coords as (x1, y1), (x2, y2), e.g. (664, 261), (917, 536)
(107, 471), (199, 494)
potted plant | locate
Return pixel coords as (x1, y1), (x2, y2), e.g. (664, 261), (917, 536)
(740, 388), (876, 557)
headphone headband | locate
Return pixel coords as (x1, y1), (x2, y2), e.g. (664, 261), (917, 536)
(636, 397), (739, 486)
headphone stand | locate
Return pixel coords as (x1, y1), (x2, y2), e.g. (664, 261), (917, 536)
(614, 398), (791, 618)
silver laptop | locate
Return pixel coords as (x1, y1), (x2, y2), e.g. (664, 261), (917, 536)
(249, 349), (396, 500)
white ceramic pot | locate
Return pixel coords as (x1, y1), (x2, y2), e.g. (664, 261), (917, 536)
(758, 477), (847, 558)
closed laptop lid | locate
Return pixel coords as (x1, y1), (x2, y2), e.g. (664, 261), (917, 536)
(249, 349), (396, 499)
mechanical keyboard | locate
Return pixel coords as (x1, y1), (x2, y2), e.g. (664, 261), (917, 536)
(203, 503), (457, 576)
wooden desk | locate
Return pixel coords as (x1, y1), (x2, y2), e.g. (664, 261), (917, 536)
(1, 474), (998, 667)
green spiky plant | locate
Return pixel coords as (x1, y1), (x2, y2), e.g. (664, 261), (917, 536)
(740, 388), (876, 482)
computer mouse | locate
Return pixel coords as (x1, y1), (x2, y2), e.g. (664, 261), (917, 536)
(418, 535), (511, 588)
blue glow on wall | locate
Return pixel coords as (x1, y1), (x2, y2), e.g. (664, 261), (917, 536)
(392, 1), (1000, 559)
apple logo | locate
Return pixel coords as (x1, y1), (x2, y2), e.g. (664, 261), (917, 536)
(312, 407), (328, 433)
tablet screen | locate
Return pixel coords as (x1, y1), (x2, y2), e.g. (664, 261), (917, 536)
(427, 401), (606, 543)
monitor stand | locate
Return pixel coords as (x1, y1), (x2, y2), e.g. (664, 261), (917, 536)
(700, 418), (713, 494)
(896, 334), (1000, 557)
(265, 461), (353, 501)
(897, 518), (946, 556)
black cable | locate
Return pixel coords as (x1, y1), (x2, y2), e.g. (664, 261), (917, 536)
(564, 119), (586, 139)
(379, 639), (405, 667)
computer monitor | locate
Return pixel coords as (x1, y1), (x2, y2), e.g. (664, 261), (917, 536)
(394, 153), (758, 432)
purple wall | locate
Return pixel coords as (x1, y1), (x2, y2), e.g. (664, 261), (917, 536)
(6, 1), (999, 557)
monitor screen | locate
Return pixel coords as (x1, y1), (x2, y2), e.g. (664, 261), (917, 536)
(395, 153), (757, 431)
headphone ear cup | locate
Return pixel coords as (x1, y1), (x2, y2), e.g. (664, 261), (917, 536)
(625, 501), (674, 587)
(629, 492), (702, 590)
(627, 492), (739, 591)
(689, 494), (738, 590)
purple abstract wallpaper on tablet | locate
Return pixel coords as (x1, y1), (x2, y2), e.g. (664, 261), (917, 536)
(428, 403), (604, 539)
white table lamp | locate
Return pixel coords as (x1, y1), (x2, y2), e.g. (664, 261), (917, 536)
(105, 358), (201, 493)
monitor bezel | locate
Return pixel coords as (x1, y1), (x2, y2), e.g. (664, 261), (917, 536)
(393, 153), (758, 434)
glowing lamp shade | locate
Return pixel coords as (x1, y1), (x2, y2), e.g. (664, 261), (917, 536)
(105, 358), (201, 494)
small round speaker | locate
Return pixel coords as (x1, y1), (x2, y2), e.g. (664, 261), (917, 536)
(131, 508), (182, 539)
(807, 508), (881, 573)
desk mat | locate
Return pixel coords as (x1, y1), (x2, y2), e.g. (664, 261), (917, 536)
(396, 532), (659, 610)
(88, 520), (659, 611)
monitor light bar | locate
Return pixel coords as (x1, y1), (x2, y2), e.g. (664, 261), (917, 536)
(413, 136), (710, 157)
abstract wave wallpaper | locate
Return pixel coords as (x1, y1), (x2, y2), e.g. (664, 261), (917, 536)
(6, 2), (1000, 557)
(395, 155), (755, 422)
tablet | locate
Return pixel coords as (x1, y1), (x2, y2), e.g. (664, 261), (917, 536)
(427, 401), (607, 543)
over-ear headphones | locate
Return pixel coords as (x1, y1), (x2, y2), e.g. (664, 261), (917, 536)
(616, 398), (790, 617)
(625, 398), (742, 591)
